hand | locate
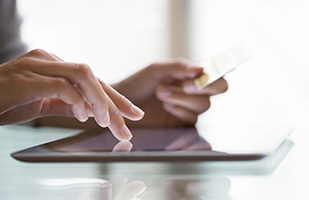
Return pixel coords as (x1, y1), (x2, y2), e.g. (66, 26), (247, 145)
(0, 49), (144, 140)
(112, 59), (228, 127)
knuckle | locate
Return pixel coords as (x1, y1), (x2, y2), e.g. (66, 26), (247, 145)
(53, 77), (69, 88)
(19, 57), (36, 65)
(27, 48), (49, 57)
(112, 108), (121, 116)
(111, 107), (123, 120)
(75, 63), (92, 78)
(172, 58), (190, 68)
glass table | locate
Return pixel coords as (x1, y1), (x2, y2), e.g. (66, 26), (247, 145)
(0, 123), (306, 200)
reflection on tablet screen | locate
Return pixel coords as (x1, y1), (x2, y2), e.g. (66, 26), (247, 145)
(11, 125), (293, 162)
(47, 128), (212, 153)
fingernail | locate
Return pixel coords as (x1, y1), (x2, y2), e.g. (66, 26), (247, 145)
(77, 110), (88, 122)
(131, 104), (145, 115)
(121, 124), (132, 140)
(83, 110), (89, 121)
(185, 82), (198, 92)
(159, 87), (171, 97)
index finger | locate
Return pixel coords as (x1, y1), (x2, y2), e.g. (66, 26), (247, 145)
(29, 59), (110, 127)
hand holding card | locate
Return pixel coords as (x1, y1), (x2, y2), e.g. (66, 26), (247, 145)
(194, 43), (252, 90)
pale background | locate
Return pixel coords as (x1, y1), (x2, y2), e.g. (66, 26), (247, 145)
(18, 0), (308, 133)
(1, 1), (309, 199)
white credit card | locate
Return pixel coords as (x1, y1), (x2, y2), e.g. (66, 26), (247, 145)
(194, 43), (252, 90)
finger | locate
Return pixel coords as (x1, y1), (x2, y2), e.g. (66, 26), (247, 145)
(25, 49), (59, 62)
(40, 98), (73, 116)
(9, 75), (87, 123)
(71, 84), (94, 117)
(0, 49), (56, 68)
(85, 102), (94, 117)
(148, 59), (204, 81)
(33, 76), (88, 122)
(26, 49), (65, 62)
(40, 97), (94, 118)
(182, 77), (228, 95)
(106, 96), (133, 141)
(156, 85), (211, 114)
(98, 79), (144, 121)
(50, 53), (65, 62)
(36, 68), (134, 140)
(162, 103), (198, 125)
(27, 59), (110, 127)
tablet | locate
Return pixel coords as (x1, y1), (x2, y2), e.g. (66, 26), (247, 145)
(11, 125), (293, 162)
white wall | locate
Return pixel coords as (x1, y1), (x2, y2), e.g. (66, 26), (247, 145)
(189, 0), (309, 127)
(18, 0), (309, 127)
(18, 0), (170, 83)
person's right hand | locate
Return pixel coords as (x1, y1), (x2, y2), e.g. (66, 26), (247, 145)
(0, 49), (144, 140)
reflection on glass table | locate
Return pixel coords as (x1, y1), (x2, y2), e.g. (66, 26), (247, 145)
(0, 125), (294, 200)
(35, 138), (293, 200)
(99, 139), (293, 200)
(161, 176), (232, 200)
(40, 177), (146, 200)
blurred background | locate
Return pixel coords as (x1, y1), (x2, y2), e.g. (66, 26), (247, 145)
(0, 1), (308, 199)
(18, 0), (309, 128)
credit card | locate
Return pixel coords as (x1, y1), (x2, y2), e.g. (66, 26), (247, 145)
(194, 43), (251, 90)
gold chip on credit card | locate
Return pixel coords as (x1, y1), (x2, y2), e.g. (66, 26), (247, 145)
(194, 73), (209, 90)
(194, 43), (251, 90)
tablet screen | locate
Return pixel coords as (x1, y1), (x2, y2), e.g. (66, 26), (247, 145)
(46, 128), (211, 153)
(11, 125), (293, 162)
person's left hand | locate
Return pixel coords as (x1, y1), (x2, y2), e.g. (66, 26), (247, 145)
(112, 59), (228, 128)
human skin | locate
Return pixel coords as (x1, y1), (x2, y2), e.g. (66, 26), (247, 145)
(37, 59), (228, 131)
(0, 49), (145, 141)
(114, 59), (228, 128)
